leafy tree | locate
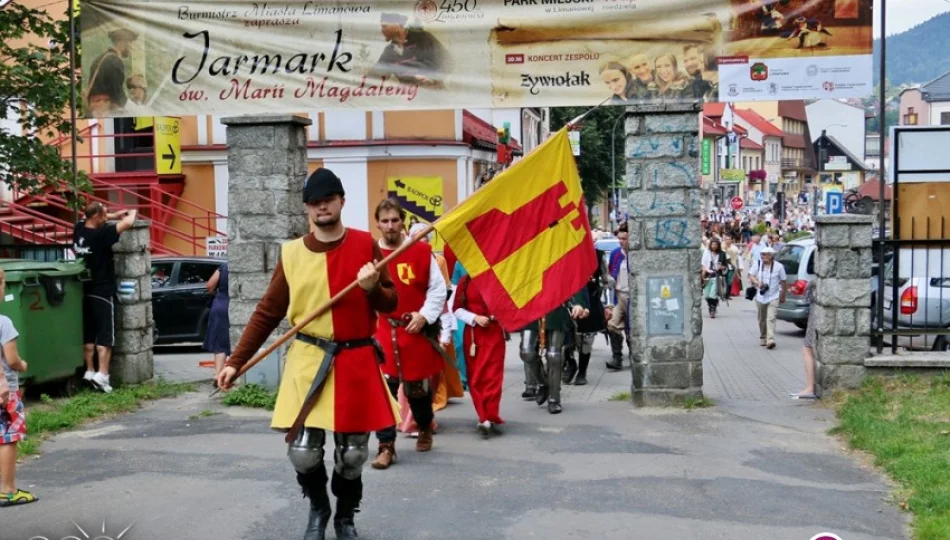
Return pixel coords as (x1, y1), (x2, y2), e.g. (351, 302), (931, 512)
(0, 2), (90, 200)
(865, 107), (899, 134)
(549, 106), (626, 205)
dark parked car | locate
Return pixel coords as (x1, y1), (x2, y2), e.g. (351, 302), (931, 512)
(151, 256), (224, 345)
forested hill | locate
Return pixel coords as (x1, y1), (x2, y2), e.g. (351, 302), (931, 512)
(874, 12), (950, 87)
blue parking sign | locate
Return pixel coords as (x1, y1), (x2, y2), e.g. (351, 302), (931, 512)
(826, 191), (843, 215)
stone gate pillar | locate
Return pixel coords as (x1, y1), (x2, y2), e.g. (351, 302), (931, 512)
(221, 115), (311, 349)
(113, 220), (153, 384)
(625, 104), (704, 406)
(814, 214), (873, 389)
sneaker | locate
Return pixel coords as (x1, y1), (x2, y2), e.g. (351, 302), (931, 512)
(92, 372), (113, 393)
(83, 371), (95, 384)
(477, 420), (491, 437)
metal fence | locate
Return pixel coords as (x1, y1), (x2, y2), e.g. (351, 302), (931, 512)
(872, 216), (950, 354)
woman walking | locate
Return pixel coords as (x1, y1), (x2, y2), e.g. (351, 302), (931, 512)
(204, 262), (230, 384)
(791, 280), (818, 400)
(701, 239), (728, 318)
(451, 272), (506, 436)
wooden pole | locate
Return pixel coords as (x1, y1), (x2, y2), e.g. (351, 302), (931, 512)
(214, 222), (437, 394)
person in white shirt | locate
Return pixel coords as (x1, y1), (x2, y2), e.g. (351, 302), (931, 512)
(749, 247), (787, 349)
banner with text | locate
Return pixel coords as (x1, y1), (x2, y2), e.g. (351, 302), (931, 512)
(387, 176), (445, 251)
(81, 0), (873, 118)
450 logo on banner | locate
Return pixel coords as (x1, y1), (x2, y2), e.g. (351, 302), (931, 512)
(415, 0), (483, 22)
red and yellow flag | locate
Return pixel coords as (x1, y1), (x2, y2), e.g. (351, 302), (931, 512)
(435, 128), (596, 331)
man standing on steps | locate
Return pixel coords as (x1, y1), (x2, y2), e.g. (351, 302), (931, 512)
(73, 203), (137, 394)
(370, 198), (447, 470)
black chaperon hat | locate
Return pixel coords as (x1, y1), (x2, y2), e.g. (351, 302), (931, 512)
(303, 168), (345, 203)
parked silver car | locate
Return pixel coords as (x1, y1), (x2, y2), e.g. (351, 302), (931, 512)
(776, 238), (817, 329)
(878, 249), (950, 351)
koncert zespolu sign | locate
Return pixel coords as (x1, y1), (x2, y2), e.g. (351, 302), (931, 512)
(80, 0), (873, 118)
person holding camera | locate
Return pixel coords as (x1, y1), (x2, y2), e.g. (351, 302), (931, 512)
(749, 247), (787, 349)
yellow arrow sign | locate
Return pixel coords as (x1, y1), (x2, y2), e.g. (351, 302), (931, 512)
(154, 117), (181, 175)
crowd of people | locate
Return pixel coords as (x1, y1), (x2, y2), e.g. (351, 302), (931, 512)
(699, 200), (819, 401)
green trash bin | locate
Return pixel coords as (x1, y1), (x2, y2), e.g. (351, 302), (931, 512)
(0, 260), (88, 386)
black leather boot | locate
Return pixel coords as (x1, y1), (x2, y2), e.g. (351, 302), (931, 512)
(297, 469), (331, 540)
(574, 353), (590, 386)
(331, 472), (361, 539)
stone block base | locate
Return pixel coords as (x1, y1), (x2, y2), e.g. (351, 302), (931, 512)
(632, 387), (704, 407)
(818, 364), (866, 390)
(112, 350), (154, 385)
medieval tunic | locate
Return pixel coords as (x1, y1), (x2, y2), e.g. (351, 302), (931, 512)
(375, 240), (445, 382)
(452, 275), (506, 425)
(226, 229), (400, 433)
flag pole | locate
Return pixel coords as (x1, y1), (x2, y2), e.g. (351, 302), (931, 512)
(565, 96), (611, 129)
(212, 223), (436, 395)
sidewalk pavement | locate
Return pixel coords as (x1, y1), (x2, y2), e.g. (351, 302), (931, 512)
(5, 300), (906, 540)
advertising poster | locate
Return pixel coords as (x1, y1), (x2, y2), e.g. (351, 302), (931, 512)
(80, 0), (873, 118)
(387, 176), (445, 251)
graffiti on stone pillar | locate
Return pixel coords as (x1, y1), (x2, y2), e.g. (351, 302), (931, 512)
(654, 219), (690, 248)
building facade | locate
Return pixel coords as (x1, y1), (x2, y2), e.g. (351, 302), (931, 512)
(899, 71), (950, 127)
(805, 99), (868, 163)
(740, 100), (817, 199)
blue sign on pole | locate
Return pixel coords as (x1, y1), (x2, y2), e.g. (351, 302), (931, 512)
(826, 191), (843, 215)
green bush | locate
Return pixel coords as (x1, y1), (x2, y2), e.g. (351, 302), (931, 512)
(784, 231), (814, 242)
(222, 384), (278, 410)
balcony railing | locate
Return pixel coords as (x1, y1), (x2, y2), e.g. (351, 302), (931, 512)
(781, 158), (816, 170)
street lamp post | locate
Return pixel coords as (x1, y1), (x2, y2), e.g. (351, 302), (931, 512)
(610, 112), (625, 231)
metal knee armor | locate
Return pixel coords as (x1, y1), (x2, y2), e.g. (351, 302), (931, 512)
(288, 428), (327, 474)
(579, 333), (595, 355)
(520, 330), (544, 387)
(545, 330), (565, 403)
(333, 433), (370, 480)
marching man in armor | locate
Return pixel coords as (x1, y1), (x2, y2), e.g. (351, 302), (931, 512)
(218, 169), (401, 540)
(370, 199), (448, 469)
(520, 291), (590, 414)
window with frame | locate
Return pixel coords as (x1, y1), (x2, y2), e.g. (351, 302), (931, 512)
(151, 262), (174, 288)
(941, 112), (950, 126)
(178, 262), (219, 285)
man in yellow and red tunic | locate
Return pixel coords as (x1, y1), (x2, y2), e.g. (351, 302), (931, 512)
(370, 198), (447, 469)
(218, 168), (400, 540)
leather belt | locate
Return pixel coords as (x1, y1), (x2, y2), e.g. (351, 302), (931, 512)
(285, 333), (381, 444)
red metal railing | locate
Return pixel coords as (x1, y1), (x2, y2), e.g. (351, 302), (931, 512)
(0, 199), (74, 245)
(3, 122), (232, 256)
(16, 187), (192, 256)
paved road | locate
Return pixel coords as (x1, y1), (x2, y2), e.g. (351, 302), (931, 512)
(6, 300), (906, 540)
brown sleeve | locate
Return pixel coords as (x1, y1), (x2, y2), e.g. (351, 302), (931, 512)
(366, 243), (398, 313)
(225, 261), (290, 371)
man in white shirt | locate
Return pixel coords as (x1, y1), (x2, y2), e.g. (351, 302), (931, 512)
(749, 247), (787, 349)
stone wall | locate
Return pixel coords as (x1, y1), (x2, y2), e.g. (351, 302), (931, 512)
(112, 220), (153, 384)
(625, 103), (705, 406)
(221, 115), (312, 350)
(814, 214), (874, 389)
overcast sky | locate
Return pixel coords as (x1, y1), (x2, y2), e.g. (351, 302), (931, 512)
(875, 0), (950, 36)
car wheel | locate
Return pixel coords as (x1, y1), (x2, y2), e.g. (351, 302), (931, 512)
(934, 336), (950, 353)
(795, 321), (807, 330)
